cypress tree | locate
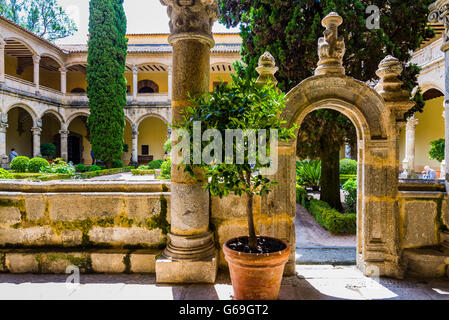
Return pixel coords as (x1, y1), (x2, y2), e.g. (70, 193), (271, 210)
(87, 0), (128, 167)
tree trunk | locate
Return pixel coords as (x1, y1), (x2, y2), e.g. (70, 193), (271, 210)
(320, 147), (343, 211)
(247, 193), (257, 251)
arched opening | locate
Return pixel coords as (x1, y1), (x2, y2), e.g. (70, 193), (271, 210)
(6, 106), (34, 159)
(67, 115), (90, 164)
(4, 38), (35, 84)
(399, 88), (445, 175)
(137, 116), (167, 164)
(39, 55), (62, 91)
(66, 64), (87, 94)
(41, 112), (62, 159)
(138, 79), (159, 93)
(294, 108), (358, 250)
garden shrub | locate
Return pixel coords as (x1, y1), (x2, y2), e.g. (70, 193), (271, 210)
(159, 157), (171, 179)
(340, 174), (357, 185)
(10, 156), (30, 173)
(111, 159), (124, 168)
(340, 159), (357, 175)
(296, 160), (321, 190)
(148, 160), (164, 170)
(75, 163), (88, 172)
(40, 143), (56, 158)
(89, 165), (102, 172)
(429, 139), (445, 162)
(28, 157), (50, 173)
(131, 169), (155, 176)
(41, 158), (76, 175)
(342, 178), (357, 213)
(296, 184), (310, 208)
(308, 199), (356, 235)
(0, 168), (13, 179)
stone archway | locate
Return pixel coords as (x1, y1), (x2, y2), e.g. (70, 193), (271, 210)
(259, 13), (413, 279)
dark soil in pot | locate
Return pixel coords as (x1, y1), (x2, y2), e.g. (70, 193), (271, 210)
(226, 236), (287, 254)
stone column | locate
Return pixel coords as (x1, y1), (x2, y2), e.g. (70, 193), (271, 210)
(373, 56), (414, 278)
(59, 128), (69, 161)
(132, 65), (138, 102)
(33, 54), (40, 94)
(441, 110), (447, 178)
(0, 113), (8, 167)
(60, 67), (67, 94)
(167, 65), (173, 101)
(131, 123), (138, 165)
(430, 1), (449, 181)
(156, 0), (219, 284)
(0, 38), (5, 83)
(402, 116), (419, 177)
(31, 122), (42, 158)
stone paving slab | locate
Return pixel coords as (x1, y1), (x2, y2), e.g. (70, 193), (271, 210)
(0, 265), (448, 300)
(295, 247), (357, 265)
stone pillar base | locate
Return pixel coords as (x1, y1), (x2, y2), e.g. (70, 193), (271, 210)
(155, 252), (218, 284)
(283, 260), (296, 276)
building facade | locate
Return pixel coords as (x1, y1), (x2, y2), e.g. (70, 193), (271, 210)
(0, 16), (240, 165)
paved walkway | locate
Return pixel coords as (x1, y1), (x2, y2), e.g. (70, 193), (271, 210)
(90, 172), (157, 181)
(295, 204), (356, 247)
(0, 266), (448, 300)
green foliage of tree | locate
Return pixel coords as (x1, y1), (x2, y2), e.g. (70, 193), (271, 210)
(174, 78), (297, 252)
(87, 0), (128, 168)
(218, 0), (434, 210)
(340, 159), (358, 175)
(429, 138), (445, 163)
(0, 0), (77, 41)
(40, 143), (56, 158)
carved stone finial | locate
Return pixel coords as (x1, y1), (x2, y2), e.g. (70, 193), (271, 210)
(315, 12), (346, 76)
(375, 55), (408, 101)
(429, 0), (449, 51)
(160, 0), (219, 46)
(256, 52), (279, 86)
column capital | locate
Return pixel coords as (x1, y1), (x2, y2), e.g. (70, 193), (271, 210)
(132, 123), (139, 137)
(32, 54), (41, 64)
(429, 0), (449, 51)
(132, 64), (139, 74)
(167, 65), (172, 73)
(31, 127), (42, 135)
(406, 116), (419, 130)
(0, 38), (5, 49)
(160, 0), (219, 47)
(59, 130), (70, 137)
(59, 66), (67, 73)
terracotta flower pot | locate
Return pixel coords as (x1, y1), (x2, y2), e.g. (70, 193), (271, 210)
(223, 236), (291, 300)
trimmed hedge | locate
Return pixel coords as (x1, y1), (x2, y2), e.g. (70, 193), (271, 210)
(131, 169), (155, 176)
(0, 168), (13, 179)
(75, 166), (133, 179)
(340, 174), (357, 185)
(147, 160), (164, 170)
(296, 184), (310, 208)
(308, 199), (356, 235)
(12, 172), (73, 181)
(10, 156), (30, 173)
(28, 157), (50, 173)
(340, 159), (357, 175)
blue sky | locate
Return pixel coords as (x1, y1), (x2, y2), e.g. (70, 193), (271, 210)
(56, 0), (239, 44)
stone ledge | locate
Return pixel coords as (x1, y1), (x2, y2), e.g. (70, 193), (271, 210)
(403, 248), (449, 278)
(0, 249), (162, 274)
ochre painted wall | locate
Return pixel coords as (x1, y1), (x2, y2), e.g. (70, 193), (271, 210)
(138, 117), (167, 161)
(5, 54), (33, 83)
(67, 72), (87, 93)
(399, 96), (444, 173)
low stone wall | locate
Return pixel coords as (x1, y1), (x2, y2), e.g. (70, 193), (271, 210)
(211, 194), (295, 274)
(0, 180), (171, 250)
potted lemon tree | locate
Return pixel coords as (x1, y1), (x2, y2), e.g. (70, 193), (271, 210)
(173, 76), (296, 300)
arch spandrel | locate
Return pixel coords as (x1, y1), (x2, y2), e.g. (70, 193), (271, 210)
(284, 74), (390, 140)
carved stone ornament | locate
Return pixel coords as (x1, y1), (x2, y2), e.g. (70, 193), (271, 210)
(256, 52), (279, 86)
(160, 0), (219, 44)
(375, 55), (408, 100)
(315, 12), (346, 75)
(429, 0), (449, 51)
(0, 112), (8, 129)
(132, 123), (138, 136)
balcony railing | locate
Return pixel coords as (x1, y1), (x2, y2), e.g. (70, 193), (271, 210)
(2, 75), (170, 106)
